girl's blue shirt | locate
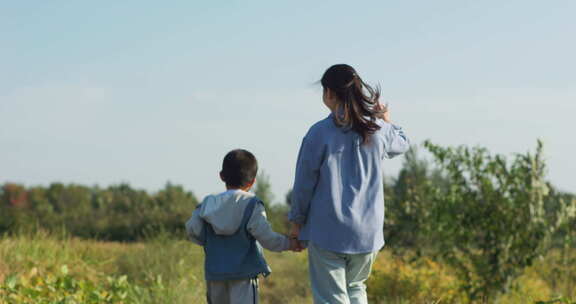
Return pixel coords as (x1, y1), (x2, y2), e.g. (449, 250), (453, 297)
(288, 114), (410, 254)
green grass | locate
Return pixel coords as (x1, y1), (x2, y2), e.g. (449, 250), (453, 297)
(0, 233), (574, 304)
(0, 233), (312, 303)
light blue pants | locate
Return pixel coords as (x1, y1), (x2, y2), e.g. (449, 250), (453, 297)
(308, 242), (378, 304)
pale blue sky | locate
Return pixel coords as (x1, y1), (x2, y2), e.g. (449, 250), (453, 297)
(1, 1), (575, 201)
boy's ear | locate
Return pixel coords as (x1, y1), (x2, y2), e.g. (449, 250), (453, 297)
(219, 171), (225, 182)
(247, 178), (256, 189)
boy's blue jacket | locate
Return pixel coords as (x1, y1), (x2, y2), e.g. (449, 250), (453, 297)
(185, 190), (289, 281)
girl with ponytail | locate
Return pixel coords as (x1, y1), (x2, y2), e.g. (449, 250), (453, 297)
(288, 64), (410, 304)
(320, 64), (383, 143)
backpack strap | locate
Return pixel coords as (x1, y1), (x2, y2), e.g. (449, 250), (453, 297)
(241, 197), (260, 232)
(202, 196), (260, 241)
(200, 218), (207, 244)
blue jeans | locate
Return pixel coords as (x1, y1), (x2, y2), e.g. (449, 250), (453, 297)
(308, 242), (378, 304)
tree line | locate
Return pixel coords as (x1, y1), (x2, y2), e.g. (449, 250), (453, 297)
(0, 182), (197, 241)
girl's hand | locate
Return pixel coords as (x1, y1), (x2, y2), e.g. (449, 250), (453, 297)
(289, 223), (304, 252)
(374, 102), (390, 123)
(289, 223), (301, 238)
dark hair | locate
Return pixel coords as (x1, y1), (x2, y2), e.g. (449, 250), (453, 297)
(321, 64), (381, 143)
(221, 149), (258, 188)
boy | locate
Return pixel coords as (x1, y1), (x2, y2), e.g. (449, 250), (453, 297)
(185, 149), (296, 304)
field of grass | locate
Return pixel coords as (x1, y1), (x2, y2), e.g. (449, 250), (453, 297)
(0, 233), (574, 303)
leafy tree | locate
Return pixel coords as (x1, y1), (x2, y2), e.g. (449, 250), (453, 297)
(253, 172), (290, 233)
(254, 172), (274, 206)
(0, 184), (34, 234)
(1, 183), (28, 208)
(423, 140), (576, 302)
(384, 147), (445, 254)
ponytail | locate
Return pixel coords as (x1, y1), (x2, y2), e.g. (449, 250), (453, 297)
(320, 64), (381, 143)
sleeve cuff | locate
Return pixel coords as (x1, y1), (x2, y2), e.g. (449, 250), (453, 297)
(288, 213), (306, 225)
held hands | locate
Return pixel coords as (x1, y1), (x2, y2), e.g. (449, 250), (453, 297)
(288, 223), (305, 252)
(288, 237), (303, 252)
(374, 102), (390, 123)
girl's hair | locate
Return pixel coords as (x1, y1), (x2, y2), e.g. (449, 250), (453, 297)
(320, 64), (382, 143)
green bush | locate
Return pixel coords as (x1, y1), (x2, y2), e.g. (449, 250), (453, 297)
(422, 140), (576, 301)
(0, 266), (149, 304)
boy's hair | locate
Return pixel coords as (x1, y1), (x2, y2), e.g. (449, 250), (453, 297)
(221, 149), (258, 188)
